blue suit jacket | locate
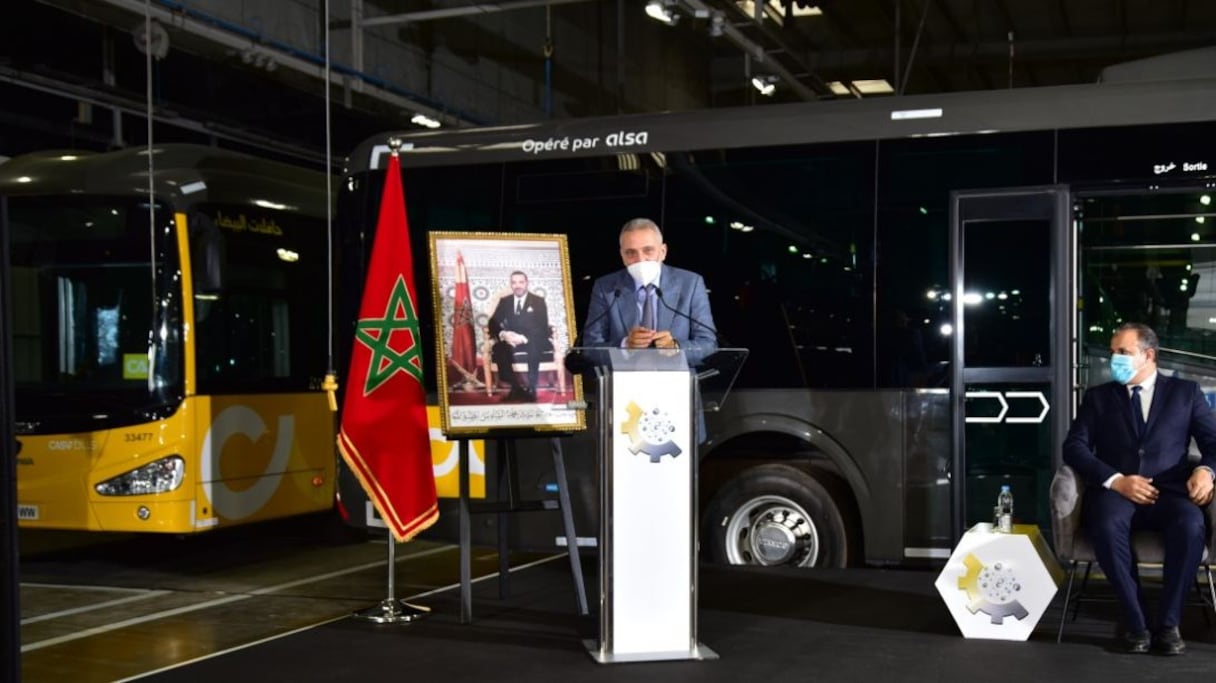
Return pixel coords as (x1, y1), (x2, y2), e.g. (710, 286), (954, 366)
(1063, 374), (1216, 497)
(581, 264), (718, 355)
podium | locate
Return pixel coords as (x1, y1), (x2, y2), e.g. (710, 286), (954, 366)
(568, 346), (747, 664)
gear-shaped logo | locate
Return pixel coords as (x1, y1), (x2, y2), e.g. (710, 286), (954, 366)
(621, 401), (682, 463)
(957, 553), (1028, 624)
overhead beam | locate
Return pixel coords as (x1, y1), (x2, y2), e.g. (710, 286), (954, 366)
(357, 0), (596, 28)
(813, 30), (1216, 73)
(0, 66), (332, 168)
(689, 0), (829, 98)
(93, 0), (479, 128)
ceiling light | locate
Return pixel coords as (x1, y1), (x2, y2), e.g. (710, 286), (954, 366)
(826, 81), (852, 96)
(852, 79), (895, 95)
(645, 0), (679, 25)
(751, 75), (777, 96)
(411, 113), (441, 129)
(736, 1), (819, 24)
(790, 4), (822, 16)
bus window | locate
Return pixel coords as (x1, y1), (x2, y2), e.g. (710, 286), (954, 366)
(8, 196), (182, 430)
(1078, 190), (1216, 384)
(192, 204), (328, 394)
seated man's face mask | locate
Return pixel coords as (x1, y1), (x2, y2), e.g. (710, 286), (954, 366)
(1110, 352), (1142, 385)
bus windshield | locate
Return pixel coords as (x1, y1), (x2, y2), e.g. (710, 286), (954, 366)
(8, 196), (184, 433)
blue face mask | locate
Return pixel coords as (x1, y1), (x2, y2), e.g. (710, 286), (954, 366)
(1110, 353), (1138, 385)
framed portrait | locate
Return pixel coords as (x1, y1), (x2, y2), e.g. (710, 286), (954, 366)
(428, 232), (585, 435)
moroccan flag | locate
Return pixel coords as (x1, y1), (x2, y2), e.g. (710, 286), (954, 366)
(448, 251), (478, 383)
(337, 151), (438, 542)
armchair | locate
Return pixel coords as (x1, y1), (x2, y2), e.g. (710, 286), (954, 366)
(481, 324), (567, 397)
(1049, 463), (1216, 642)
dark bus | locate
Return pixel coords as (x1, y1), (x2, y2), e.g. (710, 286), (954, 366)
(337, 75), (1216, 568)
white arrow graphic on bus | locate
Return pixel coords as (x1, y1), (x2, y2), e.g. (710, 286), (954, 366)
(964, 391), (1049, 424)
(964, 391), (1008, 423)
(1004, 392), (1050, 423)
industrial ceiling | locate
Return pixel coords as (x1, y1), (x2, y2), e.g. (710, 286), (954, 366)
(1, 0), (1214, 166)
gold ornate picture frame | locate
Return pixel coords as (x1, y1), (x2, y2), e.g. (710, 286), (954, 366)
(428, 232), (585, 435)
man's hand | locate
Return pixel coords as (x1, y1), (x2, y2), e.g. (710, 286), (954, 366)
(626, 326), (656, 349)
(1187, 468), (1215, 506)
(1112, 474), (1159, 505)
(500, 331), (526, 346)
(650, 330), (678, 349)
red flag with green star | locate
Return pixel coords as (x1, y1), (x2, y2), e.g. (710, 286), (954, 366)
(338, 150), (437, 542)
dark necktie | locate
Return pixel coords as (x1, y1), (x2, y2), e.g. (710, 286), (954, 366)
(515, 298), (522, 315)
(1131, 385), (1145, 438)
(640, 284), (656, 329)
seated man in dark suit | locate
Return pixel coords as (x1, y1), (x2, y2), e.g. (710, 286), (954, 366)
(1063, 322), (1216, 655)
(488, 270), (549, 402)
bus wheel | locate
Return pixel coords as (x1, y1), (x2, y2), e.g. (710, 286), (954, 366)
(703, 464), (849, 568)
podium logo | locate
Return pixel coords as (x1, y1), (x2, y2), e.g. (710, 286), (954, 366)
(957, 553), (1028, 624)
(621, 401), (682, 463)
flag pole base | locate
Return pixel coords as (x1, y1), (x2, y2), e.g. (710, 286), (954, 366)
(352, 598), (430, 624)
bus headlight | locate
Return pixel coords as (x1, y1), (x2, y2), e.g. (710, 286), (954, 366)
(95, 456), (185, 496)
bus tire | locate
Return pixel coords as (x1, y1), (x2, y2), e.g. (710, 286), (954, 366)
(703, 464), (850, 568)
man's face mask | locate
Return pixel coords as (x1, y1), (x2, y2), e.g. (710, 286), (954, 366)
(627, 260), (661, 286)
(1110, 352), (1141, 385)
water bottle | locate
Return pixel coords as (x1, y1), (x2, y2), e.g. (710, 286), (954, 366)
(996, 485), (1014, 533)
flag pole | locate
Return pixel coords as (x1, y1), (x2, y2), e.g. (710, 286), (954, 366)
(344, 134), (438, 623)
(352, 533), (430, 623)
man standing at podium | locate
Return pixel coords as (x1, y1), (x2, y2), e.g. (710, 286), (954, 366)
(582, 218), (717, 354)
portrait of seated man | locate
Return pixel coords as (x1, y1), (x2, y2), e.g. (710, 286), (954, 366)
(487, 270), (550, 402)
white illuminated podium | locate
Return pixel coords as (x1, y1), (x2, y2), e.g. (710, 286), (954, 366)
(566, 346), (746, 664)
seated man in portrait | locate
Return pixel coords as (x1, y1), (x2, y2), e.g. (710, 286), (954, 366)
(488, 270), (550, 402)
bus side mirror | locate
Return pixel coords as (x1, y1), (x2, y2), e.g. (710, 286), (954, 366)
(189, 213), (225, 294)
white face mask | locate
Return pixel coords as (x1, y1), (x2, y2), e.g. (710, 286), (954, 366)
(627, 260), (661, 286)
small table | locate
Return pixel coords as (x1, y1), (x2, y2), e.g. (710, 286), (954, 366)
(934, 522), (1064, 641)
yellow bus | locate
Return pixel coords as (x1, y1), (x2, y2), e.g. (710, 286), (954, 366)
(3, 144), (337, 533)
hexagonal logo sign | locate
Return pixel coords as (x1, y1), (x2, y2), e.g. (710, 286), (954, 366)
(934, 523), (1063, 641)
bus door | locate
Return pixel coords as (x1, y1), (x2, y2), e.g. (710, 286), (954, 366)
(948, 186), (1074, 543)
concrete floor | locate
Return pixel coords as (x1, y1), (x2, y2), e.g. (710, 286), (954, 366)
(17, 515), (543, 683)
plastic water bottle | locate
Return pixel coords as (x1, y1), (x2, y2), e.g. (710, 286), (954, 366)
(996, 485), (1014, 533)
